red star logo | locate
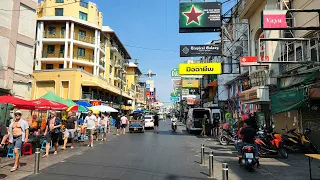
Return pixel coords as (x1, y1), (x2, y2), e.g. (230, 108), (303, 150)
(183, 5), (204, 25)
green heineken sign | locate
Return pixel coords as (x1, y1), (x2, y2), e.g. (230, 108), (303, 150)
(179, 2), (221, 33)
(171, 68), (180, 77)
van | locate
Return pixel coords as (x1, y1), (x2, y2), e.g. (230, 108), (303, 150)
(186, 108), (213, 133)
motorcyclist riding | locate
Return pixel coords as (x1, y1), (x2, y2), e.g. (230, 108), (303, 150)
(236, 120), (260, 167)
(171, 115), (177, 131)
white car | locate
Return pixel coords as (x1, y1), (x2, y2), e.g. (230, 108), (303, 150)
(144, 115), (154, 128)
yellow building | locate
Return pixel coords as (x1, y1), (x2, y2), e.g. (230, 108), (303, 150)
(32, 0), (135, 110)
(126, 61), (146, 109)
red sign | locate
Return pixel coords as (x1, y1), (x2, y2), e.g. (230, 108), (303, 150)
(240, 56), (269, 66)
(263, 10), (288, 29)
(90, 100), (101, 106)
(146, 91), (150, 96)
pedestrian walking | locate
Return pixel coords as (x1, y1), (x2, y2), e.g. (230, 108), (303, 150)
(120, 114), (128, 135)
(101, 113), (109, 141)
(154, 114), (159, 133)
(201, 114), (207, 137)
(43, 111), (62, 158)
(8, 110), (29, 172)
(62, 111), (77, 150)
(115, 114), (121, 135)
(94, 113), (101, 141)
(84, 110), (97, 147)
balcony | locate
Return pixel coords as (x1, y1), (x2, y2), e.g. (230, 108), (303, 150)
(110, 44), (118, 52)
(42, 51), (64, 58)
(115, 61), (121, 68)
(115, 74), (121, 81)
(73, 52), (94, 63)
(43, 31), (65, 39)
(239, 0), (263, 19)
(74, 33), (95, 44)
(100, 42), (105, 50)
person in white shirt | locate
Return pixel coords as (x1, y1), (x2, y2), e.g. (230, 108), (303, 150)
(84, 110), (97, 147)
(94, 113), (101, 141)
(120, 114), (128, 135)
(101, 113), (109, 141)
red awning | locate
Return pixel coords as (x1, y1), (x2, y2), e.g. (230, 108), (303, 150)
(31, 98), (68, 110)
(0, 95), (34, 108)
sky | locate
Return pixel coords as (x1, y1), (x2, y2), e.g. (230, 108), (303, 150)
(93, 0), (236, 103)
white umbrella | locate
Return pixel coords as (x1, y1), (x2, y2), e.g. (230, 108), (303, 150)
(89, 105), (118, 113)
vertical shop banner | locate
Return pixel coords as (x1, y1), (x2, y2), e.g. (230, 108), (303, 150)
(179, 2), (221, 33)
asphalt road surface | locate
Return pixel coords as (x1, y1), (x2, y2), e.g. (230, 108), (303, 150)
(23, 120), (320, 180)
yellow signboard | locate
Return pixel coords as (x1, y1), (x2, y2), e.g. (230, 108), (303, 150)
(182, 80), (199, 88)
(179, 63), (222, 75)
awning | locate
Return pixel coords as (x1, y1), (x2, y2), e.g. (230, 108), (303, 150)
(271, 88), (307, 114)
(206, 80), (217, 88)
(278, 71), (320, 89)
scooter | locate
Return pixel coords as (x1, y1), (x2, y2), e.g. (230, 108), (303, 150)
(255, 130), (288, 158)
(219, 129), (238, 146)
(281, 128), (318, 154)
(171, 117), (177, 132)
(238, 145), (259, 172)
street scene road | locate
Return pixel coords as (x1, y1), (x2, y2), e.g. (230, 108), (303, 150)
(18, 121), (320, 180)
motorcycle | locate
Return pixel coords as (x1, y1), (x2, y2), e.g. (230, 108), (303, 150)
(281, 128), (318, 154)
(255, 130), (288, 159)
(219, 129), (238, 146)
(238, 145), (259, 171)
(171, 118), (177, 132)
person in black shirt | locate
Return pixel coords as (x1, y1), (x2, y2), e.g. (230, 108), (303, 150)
(238, 121), (259, 158)
(115, 114), (121, 136)
(154, 114), (159, 134)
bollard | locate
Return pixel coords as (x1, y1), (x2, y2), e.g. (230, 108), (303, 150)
(201, 144), (205, 165)
(222, 163), (228, 180)
(209, 151), (214, 178)
(34, 148), (40, 174)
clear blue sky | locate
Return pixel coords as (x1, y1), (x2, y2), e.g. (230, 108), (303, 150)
(94, 0), (236, 103)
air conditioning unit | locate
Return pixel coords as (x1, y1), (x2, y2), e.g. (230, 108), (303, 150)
(82, 94), (91, 100)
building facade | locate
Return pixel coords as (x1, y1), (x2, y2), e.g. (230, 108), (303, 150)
(32, 0), (139, 111)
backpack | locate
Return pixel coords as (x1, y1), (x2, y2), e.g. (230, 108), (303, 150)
(47, 117), (61, 133)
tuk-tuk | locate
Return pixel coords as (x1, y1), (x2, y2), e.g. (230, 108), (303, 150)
(129, 112), (145, 133)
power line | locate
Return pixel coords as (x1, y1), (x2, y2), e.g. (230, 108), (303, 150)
(123, 44), (178, 52)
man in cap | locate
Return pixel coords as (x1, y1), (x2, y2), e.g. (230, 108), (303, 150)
(8, 110), (29, 172)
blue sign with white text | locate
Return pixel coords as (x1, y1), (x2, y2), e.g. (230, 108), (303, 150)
(170, 97), (180, 102)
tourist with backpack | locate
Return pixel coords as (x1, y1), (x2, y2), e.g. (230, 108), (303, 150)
(42, 111), (62, 158)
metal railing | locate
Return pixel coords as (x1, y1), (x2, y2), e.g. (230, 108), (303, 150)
(100, 42), (105, 50)
(73, 52), (94, 62)
(42, 51), (64, 58)
(43, 31), (65, 39)
(74, 33), (95, 44)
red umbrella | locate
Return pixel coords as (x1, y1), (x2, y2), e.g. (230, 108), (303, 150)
(31, 98), (68, 110)
(0, 95), (34, 107)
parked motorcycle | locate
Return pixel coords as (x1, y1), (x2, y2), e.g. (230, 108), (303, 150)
(219, 129), (238, 145)
(281, 128), (318, 154)
(255, 130), (288, 158)
(238, 145), (259, 171)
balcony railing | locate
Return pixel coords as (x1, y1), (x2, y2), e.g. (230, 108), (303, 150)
(99, 60), (105, 67)
(73, 52), (94, 62)
(42, 51), (64, 58)
(74, 33), (95, 44)
(115, 61), (121, 68)
(110, 43), (118, 52)
(100, 42), (105, 50)
(43, 31), (65, 39)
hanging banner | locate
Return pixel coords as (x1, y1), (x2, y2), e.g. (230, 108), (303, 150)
(179, 63), (222, 75)
(180, 44), (221, 57)
(179, 2), (221, 33)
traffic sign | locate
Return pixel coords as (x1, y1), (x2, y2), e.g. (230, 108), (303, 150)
(170, 97), (180, 102)
(171, 68), (180, 77)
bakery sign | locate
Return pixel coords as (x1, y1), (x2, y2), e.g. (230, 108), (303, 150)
(239, 86), (270, 104)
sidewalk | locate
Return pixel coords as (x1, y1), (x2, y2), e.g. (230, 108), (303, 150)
(176, 122), (320, 180)
(0, 129), (119, 180)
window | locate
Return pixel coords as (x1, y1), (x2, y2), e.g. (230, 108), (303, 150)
(55, 8), (63, 16)
(78, 30), (86, 38)
(80, 1), (88, 8)
(59, 64), (64, 69)
(56, 0), (64, 3)
(79, 11), (87, 21)
(77, 66), (84, 70)
(77, 48), (85, 57)
(109, 65), (112, 74)
(48, 27), (56, 35)
(61, 27), (65, 36)
(46, 64), (54, 69)
(47, 45), (55, 53)
(59, 45), (65, 53)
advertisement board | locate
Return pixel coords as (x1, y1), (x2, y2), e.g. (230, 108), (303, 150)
(240, 56), (269, 66)
(262, 10), (288, 29)
(90, 100), (101, 106)
(179, 2), (221, 33)
(180, 44), (221, 57)
(179, 63), (222, 75)
(171, 68), (180, 77)
(182, 80), (199, 88)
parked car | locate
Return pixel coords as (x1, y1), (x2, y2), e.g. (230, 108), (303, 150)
(144, 115), (155, 129)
